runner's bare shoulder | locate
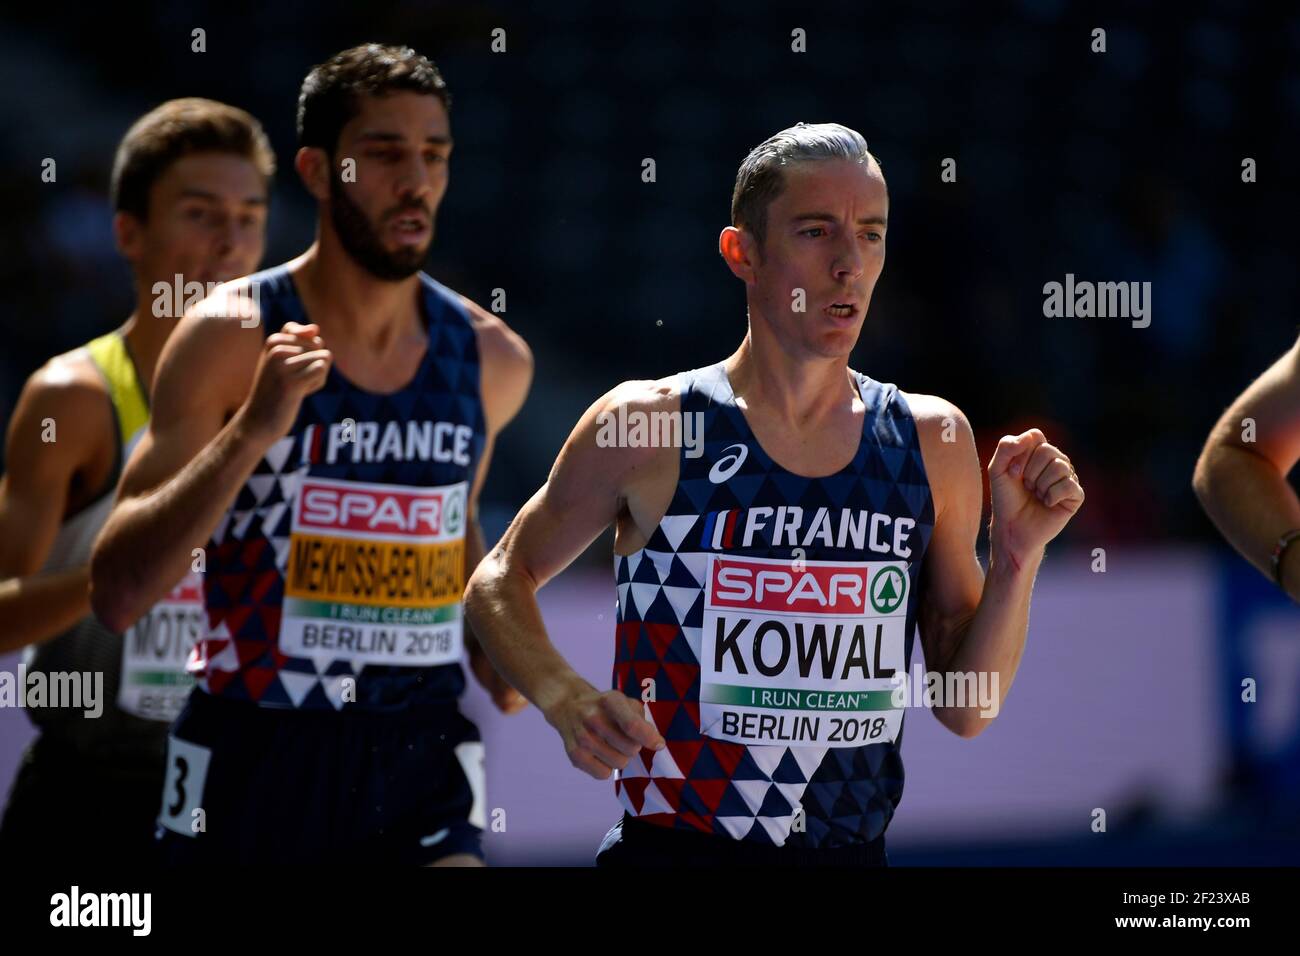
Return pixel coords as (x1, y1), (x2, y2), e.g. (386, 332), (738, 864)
(155, 276), (268, 416)
(455, 294), (530, 368)
(898, 390), (979, 519)
(9, 345), (116, 473)
(897, 391), (974, 449)
(582, 375), (683, 477)
(455, 293), (532, 426)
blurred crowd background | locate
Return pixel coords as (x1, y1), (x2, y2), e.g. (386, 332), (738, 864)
(3, 0), (1298, 545)
(0, 0), (1297, 864)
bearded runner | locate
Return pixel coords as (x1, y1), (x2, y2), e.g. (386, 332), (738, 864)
(90, 45), (532, 866)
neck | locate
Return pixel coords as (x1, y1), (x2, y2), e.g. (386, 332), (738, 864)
(724, 330), (856, 426)
(291, 230), (423, 351)
(120, 293), (179, 392)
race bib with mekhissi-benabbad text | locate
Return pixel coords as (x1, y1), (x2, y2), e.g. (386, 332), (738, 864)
(278, 476), (466, 667)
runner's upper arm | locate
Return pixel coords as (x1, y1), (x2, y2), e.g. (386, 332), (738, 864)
(117, 299), (262, 502)
(455, 295), (533, 521)
(0, 368), (109, 576)
(459, 293), (533, 438)
(907, 392), (985, 674)
(489, 381), (664, 591)
(1202, 338), (1300, 477)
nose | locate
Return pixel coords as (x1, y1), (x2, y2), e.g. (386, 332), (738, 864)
(208, 210), (261, 279)
(397, 153), (436, 206)
(211, 212), (237, 259)
(832, 232), (865, 282)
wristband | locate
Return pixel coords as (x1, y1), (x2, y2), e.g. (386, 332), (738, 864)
(1270, 529), (1300, 587)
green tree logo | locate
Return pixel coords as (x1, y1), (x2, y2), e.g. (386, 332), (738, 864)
(870, 566), (906, 614)
(444, 489), (465, 535)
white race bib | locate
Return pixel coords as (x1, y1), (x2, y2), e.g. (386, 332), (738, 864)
(278, 477), (466, 667)
(158, 735), (211, 838)
(699, 554), (908, 748)
(119, 570), (203, 721)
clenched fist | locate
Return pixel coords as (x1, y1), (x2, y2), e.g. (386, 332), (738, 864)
(545, 685), (666, 780)
(238, 321), (332, 445)
(988, 428), (1084, 568)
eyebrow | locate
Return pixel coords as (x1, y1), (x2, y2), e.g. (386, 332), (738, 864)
(355, 131), (453, 146)
(178, 188), (267, 206)
(792, 212), (888, 226)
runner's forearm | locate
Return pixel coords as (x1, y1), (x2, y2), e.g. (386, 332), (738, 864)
(937, 544), (1042, 734)
(0, 567), (91, 652)
(1194, 441), (1300, 581)
(462, 515), (487, 649)
(91, 410), (274, 631)
(464, 556), (594, 714)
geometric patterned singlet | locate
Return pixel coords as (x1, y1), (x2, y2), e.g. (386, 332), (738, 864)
(612, 361), (935, 848)
(190, 264), (486, 713)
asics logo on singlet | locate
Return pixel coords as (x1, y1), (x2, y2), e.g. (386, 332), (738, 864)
(708, 443), (748, 484)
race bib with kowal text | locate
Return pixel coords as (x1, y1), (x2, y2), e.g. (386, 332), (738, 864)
(699, 554), (908, 748)
(279, 476), (466, 667)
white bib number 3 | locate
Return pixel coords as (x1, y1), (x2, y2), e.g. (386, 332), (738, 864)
(158, 736), (211, 838)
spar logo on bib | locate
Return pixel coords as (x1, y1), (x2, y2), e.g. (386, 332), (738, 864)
(700, 554), (908, 748)
(279, 476), (467, 669)
(442, 489), (464, 536)
(709, 559), (888, 615)
(870, 566), (906, 614)
(295, 479), (464, 540)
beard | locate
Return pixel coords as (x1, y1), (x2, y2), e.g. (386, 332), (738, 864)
(329, 183), (432, 281)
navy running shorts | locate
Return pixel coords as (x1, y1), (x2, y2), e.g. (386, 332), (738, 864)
(157, 688), (486, 864)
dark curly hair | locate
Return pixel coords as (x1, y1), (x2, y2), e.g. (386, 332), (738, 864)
(297, 43), (451, 155)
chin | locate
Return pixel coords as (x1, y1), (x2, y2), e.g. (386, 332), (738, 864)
(388, 243), (431, 266)
(384, 253), (429, 276)
(812, 332), (858, 360)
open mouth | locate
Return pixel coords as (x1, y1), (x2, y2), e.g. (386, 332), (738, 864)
(393, 213), (429, 234)
(389, 212), (431, 247)
(826, 302), (858, 318)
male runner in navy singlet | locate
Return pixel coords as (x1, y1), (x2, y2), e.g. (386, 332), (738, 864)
(465, 123), (1084, 865)
(91, 44), (532, 865)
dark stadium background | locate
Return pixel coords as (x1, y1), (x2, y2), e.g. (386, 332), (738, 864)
(0, 0), (1297, 865)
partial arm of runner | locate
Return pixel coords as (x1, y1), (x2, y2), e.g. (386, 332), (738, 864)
(1193, 338), (1300, 600)
(465, 385), (666, 779)
(912, 397), (1084, 738)
(0, 368), (112, 650)
(0, 572), (92, 654)
(459, 299), (533, 713)
(92, 306), (329, 632)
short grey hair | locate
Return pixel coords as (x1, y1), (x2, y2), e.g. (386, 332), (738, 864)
(730, 122), (879, 251)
